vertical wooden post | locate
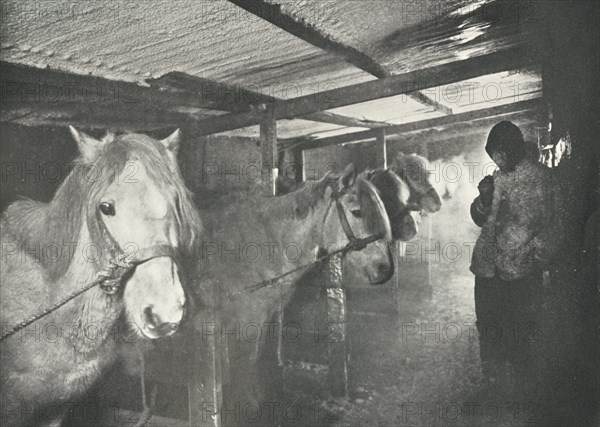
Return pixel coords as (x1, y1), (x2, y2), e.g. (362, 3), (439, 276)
(377, 128), (387, 169)
(292, 147), (304, 185)
(260, 104), (278, 196)
(301, 150), (307, 182)
(325, 252), (348, 397)
(183, 123), (223, 427)
(259, 103), (286, 405)
(188, 285), (223, 427)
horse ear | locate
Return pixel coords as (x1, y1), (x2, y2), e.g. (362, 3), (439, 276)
(160, 129), (181, 156)
(69, 126), (106, 162)
(339, 163), (356, 190)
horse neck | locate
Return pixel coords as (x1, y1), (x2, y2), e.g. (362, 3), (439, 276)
(56, 222), (124, 354)
(261, 194), (332, 264)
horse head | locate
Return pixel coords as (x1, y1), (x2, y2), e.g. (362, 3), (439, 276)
(392, 153), (442, 214)
(321, 164), (394, 285)
(69, 127), (201, 339)
(365, 168), (418, 241)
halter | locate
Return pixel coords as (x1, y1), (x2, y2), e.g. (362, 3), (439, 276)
(90, 206), (180, 295)
(0, 209), (181, 342)
(324, 184), (385, 253)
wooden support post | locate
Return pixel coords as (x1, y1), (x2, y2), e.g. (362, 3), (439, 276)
(377, 128), (387, 169)
(259, 104), (286, 405)
(188, 287), (223, 427)
(260, 104), (278, 196)
(301, 150), (307, 183)
(292, 147), (304, 185)
(325, 252), (348, 398)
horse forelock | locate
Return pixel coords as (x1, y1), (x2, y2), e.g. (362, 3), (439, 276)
(395, 154), (434, 192)
(370, 170), (408, 212)
(94, 134), (202, 253)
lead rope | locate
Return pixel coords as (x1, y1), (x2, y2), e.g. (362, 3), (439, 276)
(0, 254), (135, 342)
(222, 192), (383, 302)
(223, 232), (381, 303)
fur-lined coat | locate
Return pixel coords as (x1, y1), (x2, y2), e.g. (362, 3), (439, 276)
(471, 160), (556, 280)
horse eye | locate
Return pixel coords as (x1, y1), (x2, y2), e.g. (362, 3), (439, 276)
(351, 209), (362, 218)
(99, 202), (116, 216)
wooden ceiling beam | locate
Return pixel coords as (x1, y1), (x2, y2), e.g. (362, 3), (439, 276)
(408, 91), (453, 115)
(279, 98), (540, 151)
(301, 111), (392, 129)
(0, 61), (394, 132)
(146, 71), (274, 113)
(228, 0), (390, 78)
(228, 0), (452, 115)
(0, 62), (241, 113)
(150, 71), (393, 129)
(0, 103), (200, 132)
(188, 49), (532, 136)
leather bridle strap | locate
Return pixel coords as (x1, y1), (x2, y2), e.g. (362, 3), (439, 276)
(0, 218), (180, 342)
(91, 209), (179, 295)
(327, 185), (384, 253)
(127, 244), (179, 265)
(96, 243), (180, 295)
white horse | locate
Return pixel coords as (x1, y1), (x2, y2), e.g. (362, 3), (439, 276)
(0, 128), (201, 426)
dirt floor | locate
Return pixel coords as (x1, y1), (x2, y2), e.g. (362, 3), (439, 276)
(280, 258), (544, 427)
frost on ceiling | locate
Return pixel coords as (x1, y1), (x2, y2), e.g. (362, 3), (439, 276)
(0, 0), (371, 92)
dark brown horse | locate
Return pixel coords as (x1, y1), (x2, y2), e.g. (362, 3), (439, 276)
(0, 127), (200, 426)
(365, 168), (418, 241)
(391, 152), (443, 214)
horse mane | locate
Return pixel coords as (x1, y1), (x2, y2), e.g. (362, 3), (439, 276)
(114, 134), (201, 253)
(393, 153), (431, 183)
(259, 175), (332, 221)
(393, 153), (441, 201)
(3, 169), (90, 281)
(2, 133), (201, 281)
(368, 169), (410, 211)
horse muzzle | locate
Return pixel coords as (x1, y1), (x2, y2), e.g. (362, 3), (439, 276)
(368, 245), (395, 285)
(141, 305), (182, 338)
(391, 212), (418, 241)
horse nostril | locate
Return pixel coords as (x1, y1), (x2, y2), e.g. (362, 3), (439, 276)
(143, 306), (180, 336)
(143, 306), (161, 330)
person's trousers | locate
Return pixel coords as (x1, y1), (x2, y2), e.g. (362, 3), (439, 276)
(474, 270), (543, 381)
